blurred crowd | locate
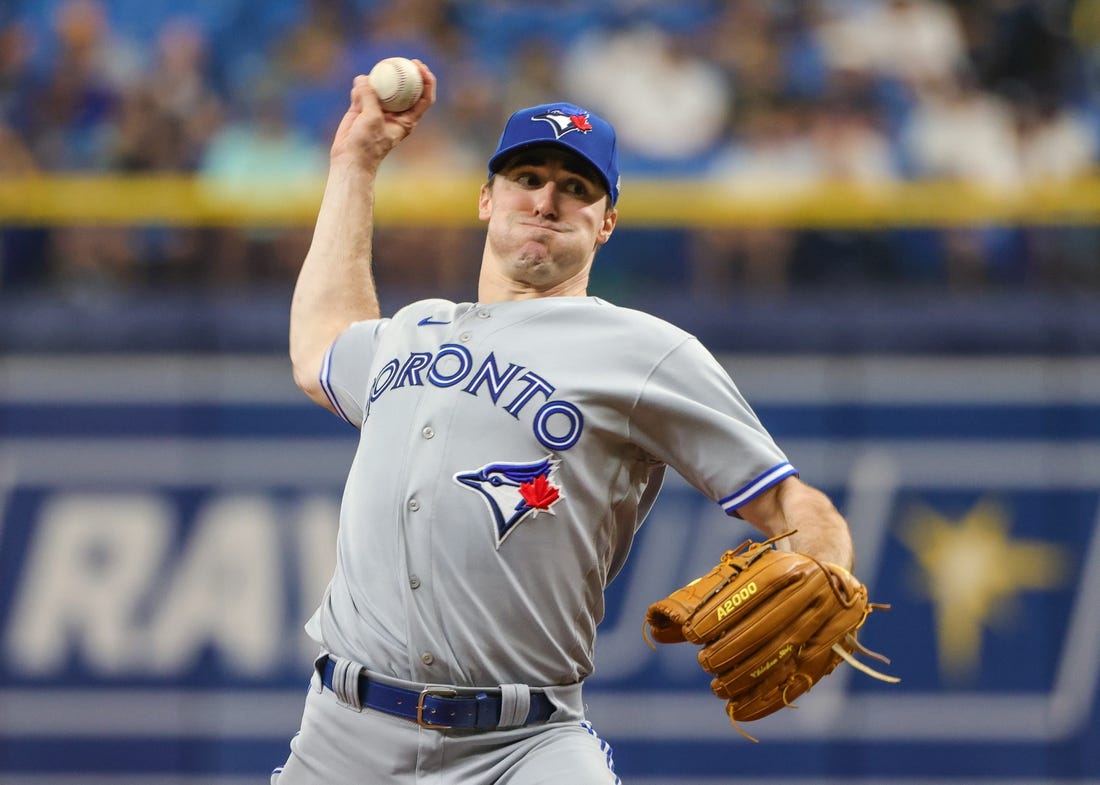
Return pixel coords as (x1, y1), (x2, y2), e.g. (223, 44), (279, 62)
(2, 0), (1100, 297)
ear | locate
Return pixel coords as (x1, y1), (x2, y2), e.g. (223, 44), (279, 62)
(596, 207), (618, 246)
(477, 181), (493, 221)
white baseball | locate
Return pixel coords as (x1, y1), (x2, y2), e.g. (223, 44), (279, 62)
(368, 57), (423, 113)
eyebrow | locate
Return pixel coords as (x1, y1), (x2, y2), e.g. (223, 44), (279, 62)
(504, 151), (601, 184)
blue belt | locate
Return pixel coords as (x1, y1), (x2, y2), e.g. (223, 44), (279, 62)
(319, 656), (556, 730)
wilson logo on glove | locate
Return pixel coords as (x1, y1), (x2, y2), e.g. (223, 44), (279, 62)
(643, 531), (899, 741)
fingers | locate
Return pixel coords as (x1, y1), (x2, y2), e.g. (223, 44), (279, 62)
(349, 73), (374, 113)
(331, 61), (436, 166)
(409, 59), (438, 115)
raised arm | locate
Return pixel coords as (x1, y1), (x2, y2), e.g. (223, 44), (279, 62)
(289, 61), (436, 409)
(736, 475), (855, 570)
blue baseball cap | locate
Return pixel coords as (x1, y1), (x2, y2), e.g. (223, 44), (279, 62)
(488, 103), (621, 205)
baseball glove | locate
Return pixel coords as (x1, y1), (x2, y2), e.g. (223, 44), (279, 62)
(644, 531), (897, 740)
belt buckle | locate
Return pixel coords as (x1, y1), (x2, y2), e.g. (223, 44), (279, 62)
(416, 686), (459, 728)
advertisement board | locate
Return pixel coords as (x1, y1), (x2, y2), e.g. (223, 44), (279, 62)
(1, 354), (1097, 783)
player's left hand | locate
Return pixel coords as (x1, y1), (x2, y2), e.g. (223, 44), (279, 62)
(643, 532), (899, 741)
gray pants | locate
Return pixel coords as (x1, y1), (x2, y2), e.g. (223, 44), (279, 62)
(271, 661), (621, 785)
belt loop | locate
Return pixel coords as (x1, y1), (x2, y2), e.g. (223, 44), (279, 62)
(497, 683), (531, 729)
(311, 653), (328, 694)
(331, 656), (364, 712)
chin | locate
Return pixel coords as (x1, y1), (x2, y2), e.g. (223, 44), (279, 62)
(516, 244), (554, 267)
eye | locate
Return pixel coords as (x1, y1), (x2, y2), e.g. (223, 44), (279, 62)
(514, 171), (541, 188)
(564, 179), (590, 197)
(489, 476), (504, 486)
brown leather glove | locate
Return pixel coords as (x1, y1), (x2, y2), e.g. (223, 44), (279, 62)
(644, 532), (898, 739)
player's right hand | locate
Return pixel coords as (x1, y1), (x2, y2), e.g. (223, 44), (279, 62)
(330, 60), (436, 171)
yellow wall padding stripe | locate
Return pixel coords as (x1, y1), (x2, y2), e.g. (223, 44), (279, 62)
(1, 174), (1099, 228)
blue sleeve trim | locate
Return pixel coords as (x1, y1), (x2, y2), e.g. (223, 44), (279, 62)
(719, 462), (798, 514)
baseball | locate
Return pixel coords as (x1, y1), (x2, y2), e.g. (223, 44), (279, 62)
(368, 57), (423, 113)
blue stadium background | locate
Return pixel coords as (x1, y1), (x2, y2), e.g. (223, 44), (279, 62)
(2, 1), (1100, 783)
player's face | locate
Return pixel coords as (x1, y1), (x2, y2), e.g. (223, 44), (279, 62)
(478, 149), (617, 295)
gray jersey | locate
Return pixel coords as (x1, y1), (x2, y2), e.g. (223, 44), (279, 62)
(307, 296), (794, 689)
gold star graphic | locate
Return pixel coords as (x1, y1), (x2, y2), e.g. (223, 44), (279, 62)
(898, 499), (1068, 682)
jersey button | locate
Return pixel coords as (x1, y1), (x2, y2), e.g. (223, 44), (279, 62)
(477, 310), (491, 319)
(408, 498), (420, 511)
(420, 652), (434, 666)
(409, 575), (421, 589)
(459, 332), (472, 343)
(422, 426), (435, 439)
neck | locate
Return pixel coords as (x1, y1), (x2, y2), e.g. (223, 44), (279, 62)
(476, 254), (591, 304)
(477, 272), (590, 304)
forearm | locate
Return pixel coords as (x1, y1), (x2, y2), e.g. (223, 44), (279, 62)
(287, 62), (436, 406)
(289, 159), (381, 404)
(739, 478), (855, 570)
(781, 486), (854, 570)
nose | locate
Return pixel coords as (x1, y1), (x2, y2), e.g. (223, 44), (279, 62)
(531, 182), (559, 219)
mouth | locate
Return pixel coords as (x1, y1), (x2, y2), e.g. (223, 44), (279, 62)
(518, 220), (564, 234)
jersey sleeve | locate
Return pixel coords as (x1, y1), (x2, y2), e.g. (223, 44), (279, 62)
(630, 337), (796, 516)
(318, 318), (390, 428)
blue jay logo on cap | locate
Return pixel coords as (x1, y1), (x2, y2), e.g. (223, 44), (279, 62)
(531, 109), (594, 139)
(454, 455), (563, 548)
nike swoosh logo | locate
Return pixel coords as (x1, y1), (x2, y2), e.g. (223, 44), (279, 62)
(417, 317), (451, 326)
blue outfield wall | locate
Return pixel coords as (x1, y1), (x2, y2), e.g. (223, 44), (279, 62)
(0, 353), (1098, 784)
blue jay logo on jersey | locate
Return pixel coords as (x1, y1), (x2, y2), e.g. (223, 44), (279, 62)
(454, 456), (563, 548)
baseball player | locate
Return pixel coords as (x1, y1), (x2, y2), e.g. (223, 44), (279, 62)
(274, 60), (854, 784)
